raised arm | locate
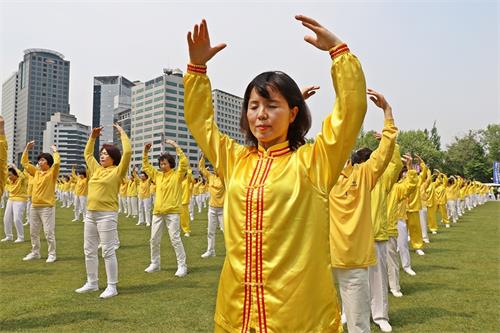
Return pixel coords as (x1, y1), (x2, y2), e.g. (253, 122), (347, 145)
(198, 153), (210, 179)
(142, 143), (157, 181)
(114, 124), (131, 179)
(295, 15), (367, 193)
(364, 89), (397, 189)
(50, 145), (60, 181)
(21, 141), (37, 176)
(85, 127), (103, 174)
(166, 139), (188, 178)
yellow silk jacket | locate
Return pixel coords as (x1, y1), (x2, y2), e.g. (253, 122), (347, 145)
(387, 170), (418, 237)
(22, 149), (60, 207)
(407, 162), (427, 212)
(199, 156), (225, 208)
(184, 46), (367, 333)
(181, 168), (194, 205)
(8, 168), (29, 202)
(329, 118), (397, 268)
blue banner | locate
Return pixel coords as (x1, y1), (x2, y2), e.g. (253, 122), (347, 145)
(494, 161), (500, 184)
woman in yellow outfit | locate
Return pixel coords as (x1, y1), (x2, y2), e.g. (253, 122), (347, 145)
(21, 141), (60, 262)
(72, 167), (88, 222)
(0, 116), (7, 195)
(119, 177), (129, 215)
(1, 165), (29, 243)
(426, 174), (441, 233)
(137, 170), (152, 226)
(329, 89), (397, 333)
(126, 168), (139, 218)
(75, 124), (131, 298)
(435, 173), (451, 228)
(185, 16), (367, 333)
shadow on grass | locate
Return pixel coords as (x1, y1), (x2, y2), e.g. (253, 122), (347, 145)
(0, 311), (110, 331)
(0, 268), (51, 276)
(401, 282), (446, 296)
(120, 278), (210, 295)
(391, 306), (474, 327)
(412, 264), (459, 271)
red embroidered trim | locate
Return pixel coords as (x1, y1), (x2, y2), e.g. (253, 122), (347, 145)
(187, 64), (207, 74)
(329, 44), (350, 59)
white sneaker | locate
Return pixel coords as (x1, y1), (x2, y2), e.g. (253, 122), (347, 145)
(1, 237), (13, 242)
(99, 285), (118, 299)
(144, 264), (160, 273)
(23, 252), (41, 261)
(23, 222), (29, 226)
(114, 244), (120, 251)
(445, 224), (450, 228)
(174, 266), (187, 277)
(75, 282), (99, 293)
(72, 218), (78, 222)
(146, 223), (150, 227)
(423, 238), (430, 244)
(432, 231), (437, 234)
(14, 238), (24, 243)
(201, 251), (216, 258)
(341, 312), (347, 325)
(184, 232), (190, 237)
(391, 289), (403, 297)
(376, 320), (392, 332)
(416, 249), (425, 256)
(404, 268), (417, 276)
(136, 222), (143, 226)
(46, 255), (57, 263)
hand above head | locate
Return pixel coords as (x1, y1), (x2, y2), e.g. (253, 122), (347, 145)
(295, 15), (343, 51)
(144, 143), (152, 152)
(373, 132), (382, 141)
(187, 19), (227, 66)
(113, 123), (125, 136)
(402, 153), (413, 170)
(91, 126), (103, 139)
(415, 154), (424, 163)
(367, 89), (393, 118)
(51, 145), (57, 153)
(301, 85), (320, 100)
(165, 139), (179, 148)
(0, 115), (4, 134)
(26, 141), (35, 150)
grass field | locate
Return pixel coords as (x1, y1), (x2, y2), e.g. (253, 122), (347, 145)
(0, 201), (499, 332)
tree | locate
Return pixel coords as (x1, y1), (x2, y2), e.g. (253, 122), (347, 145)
(397, 130), (444, 170)
(353, 128), (379, 151)
(429, 121), (441, 151)
(479, 124), (500, 162)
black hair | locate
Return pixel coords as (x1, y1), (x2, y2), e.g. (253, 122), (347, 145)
(351, 148), (373, 165)
(100, 144), (121, 166)
(8, 167), (18, 177)
(37, 153), (54, 167)
(77, 169), (87, 178)
(158, 153), (175, 169)
(140, 171), (149, 179)
(240, 71), (311, 151)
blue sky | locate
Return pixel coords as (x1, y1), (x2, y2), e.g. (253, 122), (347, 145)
(0, 0), (498, 147)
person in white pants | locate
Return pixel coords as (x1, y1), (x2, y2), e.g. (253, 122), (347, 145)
(21, 141), (60, 263)
(118, 177), (128, 215)
(126, 171), (139, 218)
(1, 166), (28, 243)
(72, 168), (88, 222)
(199, 154), (225, 258)
(137, 171), (152, 226)
(194, 179), (203, 213)
(75, 124), (131, 299)
(142, 140), (188, 277)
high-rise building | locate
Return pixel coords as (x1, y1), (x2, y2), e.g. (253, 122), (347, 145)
(8, 49), (70, 164)
(130, 68), (201, 170)
(1, 72), (19, 164)
(113, 105), (131, 148)
(92, 76), (135, 156)
(212, 89), (245, 145)
(43, 112), (90, 175)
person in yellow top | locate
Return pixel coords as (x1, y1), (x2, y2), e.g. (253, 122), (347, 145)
(180, 167), (194, 236)
(185, 16), (367, 333)
(75, 124), (131, 299)
(21, 141), (60, 262)
(419, 167), (432, 243)
(1, 165), (29, 243)
(137, 170), (152, 226)
(60, 175), (72, 208)
(0, 116), (7, 195)
(435, 172), (451, 228)
(200, 179), (209, 209)
(142, 139), (188, 277)
(199, 153), (226, 258)
(23, 173), (35, 226)
(446, 176), (460, 224)
(72, 167), (88, 222)
(387, 155), (418, 297)
(126, 168), (139, 218)
(119, 177), (129, 215)
(329, 89), (397, 333)
(193, 177), (203, 213)
(369, 139), (402, 333)
(426, 173), (441, 234)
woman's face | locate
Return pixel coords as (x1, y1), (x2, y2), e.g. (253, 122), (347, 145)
(246, 87), (298, 149)
(38, 158), (49, 171)
(100, 149), (114, 168)
(8, 171), (17, 183)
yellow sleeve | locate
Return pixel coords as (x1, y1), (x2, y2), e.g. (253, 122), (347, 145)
(21, 147), (37, 176)
(176, 147), (188, 178)
(142, 150), (157, 182)
(419, 162), (428, 183)
(84, 137), (100, 175)
(51, 152), (61, 181)
(184, 70), (247, 184)
(198, 156), (209, 179)
(0, 135), (7, 193)
(383, 144), (403, 193)
(300, 47), (367, 193)
(397, 169), (418, 200)
(116, 133), (131, 179)
(364, 118), (397, 189)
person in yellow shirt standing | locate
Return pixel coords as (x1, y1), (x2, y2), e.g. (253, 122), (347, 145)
(329, 89), (396, 333)
(75, 124), (131, 298)
(1, 165), (29, 243)
(126, 168), (139, 218)
(446, 176), (460, 224)
(199, 153), (226, 258)
(137, 171), (152, 227)
(0, 116), (7, 195)
(419, 167), (432, 243)
(21, 141), (60, 262)
(369, 139), (403, 333)
(142, 139), (188, 277)
(180, 167), (194, 236)
(426, 174), (440, 234)
(435, 173), (450, 228)
(185, 16), (367, 333)
(387, 155), (418, 296)
(72, 167), (88, 222)
(193, 177), (203, 213)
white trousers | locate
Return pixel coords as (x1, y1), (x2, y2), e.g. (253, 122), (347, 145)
(150, 214), (186, 268)
(119, 196), (128, 214)
(127, 196), (138, 216)
(3, 200), (26, 240)
(386, 236), (400, 293)
(419, 208), (429, 241)
(447, 200), (458, 223)
(397, 219), (411, 270)
(138, 198), (152, 225)
(334, 268), (370, 333)
(369, 241), (389, 324)
(29, 207), (56, 257)
(188, 197), (195, 221)
(207, 206), (223, 253)
(195, 195), (203, 213)
(83, 211), (119, 284)
(74, 196), (87, 220)
(25, 198), (32, 224)
(62, 192), (72, 207)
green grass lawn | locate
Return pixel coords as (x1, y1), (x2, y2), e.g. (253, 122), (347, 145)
(0, 201), (499, 332)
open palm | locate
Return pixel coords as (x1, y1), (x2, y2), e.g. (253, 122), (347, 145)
(187, 19), (227, 65)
